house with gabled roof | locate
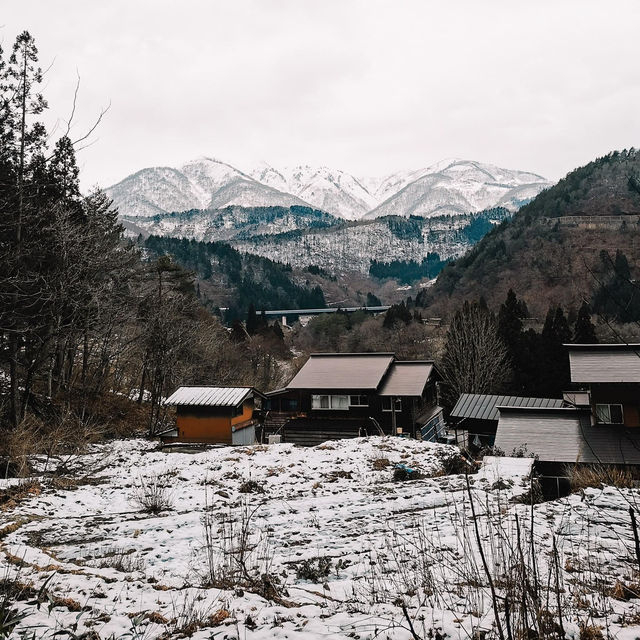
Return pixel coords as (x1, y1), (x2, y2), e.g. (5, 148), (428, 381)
(567, 343), (640, 427)
(263, 353), (443, 445)
(491, 343), (640, 496)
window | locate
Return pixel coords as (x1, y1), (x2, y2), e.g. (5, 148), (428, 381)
(312, 395), (330, 409)
(331, 395), (349, 410)
(595, 403), (624, 424)
(382, 398), (402, 412)
(312, 395), (349, 410)
(349, 395), (368, 407)
(283, 399), (298, 412)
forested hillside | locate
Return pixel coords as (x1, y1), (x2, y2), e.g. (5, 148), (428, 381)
(421, 150), (640, 319)
(232, 208), (511, 274)
(122, 204), (338, 241)
(143, 235), (326, 322)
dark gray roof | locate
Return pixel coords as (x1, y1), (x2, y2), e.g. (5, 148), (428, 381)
(566, 344), (640, 383)
(450, 393), (564, 423)
(286, 353), (395, 390)
(494, 406), (640, 465)
(378, 362), (435, 397)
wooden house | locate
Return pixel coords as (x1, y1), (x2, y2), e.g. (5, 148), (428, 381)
(492, 343), (640, 497)
(263, 353), (443, 445)
(162, 386), (264, 445)
(449, 393), (564, 449)
(566, 343), (640, 427)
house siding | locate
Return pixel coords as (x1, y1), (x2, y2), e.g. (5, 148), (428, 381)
(569, 349), (640, 383)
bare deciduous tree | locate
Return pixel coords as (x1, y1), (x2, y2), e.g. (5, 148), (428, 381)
(440, 301), (510, 405)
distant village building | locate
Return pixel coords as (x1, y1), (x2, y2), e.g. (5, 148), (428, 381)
(162, 387), (264, 445)
(263, 353), (443, 446)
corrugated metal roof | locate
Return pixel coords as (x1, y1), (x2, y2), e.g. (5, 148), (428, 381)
(450, 393), (564, 423)
(286, 353), (395, 390)
(494, 406), (640, 465)
(378, 362), (434, 396)
(164, 386), (253, 407)
(567, 345), (640, 383)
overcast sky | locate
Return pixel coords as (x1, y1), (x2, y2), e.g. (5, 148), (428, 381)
(3, 1), (640, 189)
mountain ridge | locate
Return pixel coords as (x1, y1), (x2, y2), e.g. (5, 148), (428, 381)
(107, 157), (552, 221)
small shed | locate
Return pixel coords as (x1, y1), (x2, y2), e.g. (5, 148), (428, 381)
(163, 386), (264, 445)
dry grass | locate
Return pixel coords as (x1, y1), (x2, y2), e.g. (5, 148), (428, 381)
(0, 480), (41, 512)
(579, 622), (604, 640)
(131, 474), (174, 514)
(371, 457), (390, 470)
(567, 464), (639, 492)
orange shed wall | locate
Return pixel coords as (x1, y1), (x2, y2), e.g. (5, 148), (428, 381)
(231, 399), (254, 427)
(176, 407), (233, 444)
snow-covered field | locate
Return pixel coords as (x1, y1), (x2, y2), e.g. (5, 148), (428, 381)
(2, 437), (640, 639)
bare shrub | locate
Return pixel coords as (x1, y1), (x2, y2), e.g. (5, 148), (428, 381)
(131, 474), (174, 513)
(568, 464), (638, 492)
(91, 546), (146, 573)
(0, 480), (41, 512)
(160, 592), (220, 638)
(293, 556), (332, 582)
(201, 497), (290, 605)
(371, 457), (390, 470)
(440, 451), (475, 475)
(238, 479), (264, 494)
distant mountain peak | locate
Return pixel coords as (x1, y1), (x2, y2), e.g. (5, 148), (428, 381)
(106, 156), (552, 221)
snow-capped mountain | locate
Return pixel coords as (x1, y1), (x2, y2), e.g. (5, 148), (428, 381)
(248, 164), (377, 220)
(106, 157), (309, 219)
(363, 159), (551, 219)
(107, 157), (552, 221)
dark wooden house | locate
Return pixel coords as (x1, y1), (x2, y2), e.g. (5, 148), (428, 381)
(493, 343), (640, 497)
(566, 343), (640, 427)
(263, 353), (443, 445)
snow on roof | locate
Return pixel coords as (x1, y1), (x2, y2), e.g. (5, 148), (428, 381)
(476, 456), (534, 483)
(286, 353), (395, 390)
(164, 386), (253, 407)
(378, 361), (435, 397)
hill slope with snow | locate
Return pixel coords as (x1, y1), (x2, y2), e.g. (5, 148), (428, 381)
(2, 436), (638, 640)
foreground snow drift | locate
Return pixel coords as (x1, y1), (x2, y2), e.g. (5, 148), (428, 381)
(1, 437), (640, 639)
